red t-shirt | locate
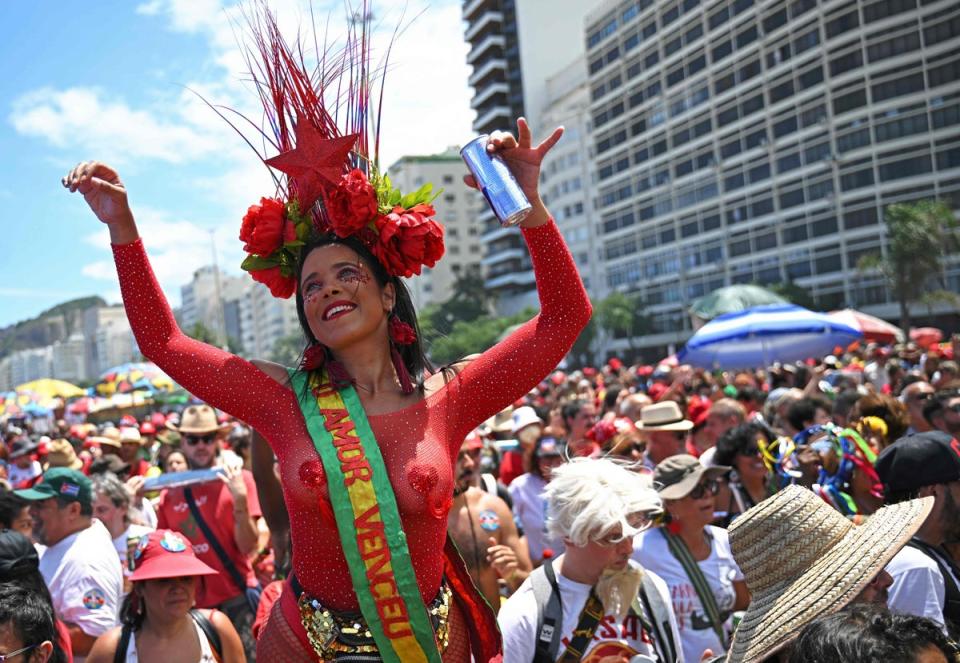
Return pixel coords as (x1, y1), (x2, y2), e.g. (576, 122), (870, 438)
(55, 618), (74, 662)
(156, 470), (262, 607)
(499, 450), (524, 486)
(128, 458), (151, 477)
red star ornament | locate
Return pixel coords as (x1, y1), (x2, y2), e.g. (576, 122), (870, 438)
(265, 116), (358, 209)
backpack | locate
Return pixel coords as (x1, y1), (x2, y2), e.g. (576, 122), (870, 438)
(529, 558), (679, 663)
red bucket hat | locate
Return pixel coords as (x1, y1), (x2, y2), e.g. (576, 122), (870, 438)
(129, 530), (218, 582)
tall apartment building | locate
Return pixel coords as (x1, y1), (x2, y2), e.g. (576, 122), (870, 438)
(387, 149), (481, 310)
(586, 0), (960, 357)
(180, 266), (248, 344)
(238, 282), (301, 359)
(51, 332), (87, 384)
(83, 305), (133, 378)
(464, 0), (602, 312)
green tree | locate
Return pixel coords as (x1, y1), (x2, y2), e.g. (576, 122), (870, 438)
(569, 316), (597, 368)
(270, 332), (306, 367)
(769, 280), (816, 310)
(426, 309), (533, 366)
(186, 322), (218, 345)
(594, 292), (650, 351)
(858, 200), (959, 334)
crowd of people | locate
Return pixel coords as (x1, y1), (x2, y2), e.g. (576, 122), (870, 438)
(2, 337), (959, 661)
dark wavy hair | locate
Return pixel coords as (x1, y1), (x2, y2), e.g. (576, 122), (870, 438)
(0, 583), (65, 663)
(293, 234), (433, 391)
(714, 420), (777, 467)
(788, 604), (958, 663)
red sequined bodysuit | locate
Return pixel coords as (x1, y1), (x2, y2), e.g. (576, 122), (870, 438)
(112, 220), (590, 655)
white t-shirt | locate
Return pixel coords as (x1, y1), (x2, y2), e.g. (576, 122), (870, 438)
(498, 560), (682, 663)
(633, 526), (743, 663)
(886, 545), (951, 632)
(7, 460), (42, 486)
(40, 520), (124, 663)
(509, 473), (565, 563)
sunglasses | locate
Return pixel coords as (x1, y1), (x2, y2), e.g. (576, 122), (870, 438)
(184, 434), (216, 446)
(0, 644), (40, 662)
(738, 445), (761, 457)
(689, 479), (720, 500)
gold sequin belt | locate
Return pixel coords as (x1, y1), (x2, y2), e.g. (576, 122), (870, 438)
(292, 573), (451, 661)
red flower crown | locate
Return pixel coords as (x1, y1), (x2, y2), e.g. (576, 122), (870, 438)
(229, 7), (446, 299)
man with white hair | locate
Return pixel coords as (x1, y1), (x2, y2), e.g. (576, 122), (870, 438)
(498, 458), (683, 662)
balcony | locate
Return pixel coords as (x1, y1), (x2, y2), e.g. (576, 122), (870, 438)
(467, 33), (506, 65)
(486, 271), (537, 290)
(482, 247), (526, 266)
(472, 81), (509, 107)
(473, 105), (511, 133)
(462, 0), (496, 22)
(468, 57), (506, 87)
(465, 11), (503, 42)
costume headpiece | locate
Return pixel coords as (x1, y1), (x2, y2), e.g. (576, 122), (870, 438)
(229, 5), (445, 298)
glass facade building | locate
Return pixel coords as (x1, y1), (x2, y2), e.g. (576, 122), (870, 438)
(585, 0), (960, 354)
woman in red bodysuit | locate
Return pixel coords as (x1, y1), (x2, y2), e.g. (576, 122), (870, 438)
(62, 122), (591, 662)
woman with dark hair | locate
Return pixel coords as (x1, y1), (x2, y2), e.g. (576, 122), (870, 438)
(0, 530), (69, 662)
(788, 604), (959, 663)
(85, 529), (244, 663)
(713, 421), (777, 524)
(0, 585), (58, 663)
(509, 437), (567, 566)
(64, 114), (588, 663)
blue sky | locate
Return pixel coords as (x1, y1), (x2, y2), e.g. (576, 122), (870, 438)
(0, 0), (472, 328)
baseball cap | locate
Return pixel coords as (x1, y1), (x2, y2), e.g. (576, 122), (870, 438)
(876, 431), (960, 495)
(535, 437), (565, 458)
(511, 406), (542, 434)
(0, 530), (39, 582)
(129, 530), (218, 582)
(15, 467), (93, 509)
(654, 454), (730, 500)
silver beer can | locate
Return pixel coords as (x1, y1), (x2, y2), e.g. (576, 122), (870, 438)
(460, 135), (532, 227)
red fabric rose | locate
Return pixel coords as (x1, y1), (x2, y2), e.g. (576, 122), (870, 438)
(250, 266), (296, 299)
(326, 169), (379, 238)
(370, 204), (444, 278)
(240, 197), (288, 256)
(389, 316), (417, 345)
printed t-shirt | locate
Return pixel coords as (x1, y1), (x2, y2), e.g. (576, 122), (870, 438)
(633, 525), (743, 663)
(156, 470), (261, 607)
(8, 460), (42, 487)
(40, 520), (123, 663)
(498, 561), (678, 663)
(112, 523), (155, 583)
(509, 473), (565, 563)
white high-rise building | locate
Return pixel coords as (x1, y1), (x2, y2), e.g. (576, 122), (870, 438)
(180, 266), (248, 345)
(239, 282), (302, 359)
(7, 347), (53, 387)
(586, 0), (960, 357)
(387, 148), (482, 310)
(83, 306), (130, 378)
(51, 332), (87, 384)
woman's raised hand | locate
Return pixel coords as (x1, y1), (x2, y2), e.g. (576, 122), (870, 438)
(63, 161), (138, 243)
(464, 118), (563, 213)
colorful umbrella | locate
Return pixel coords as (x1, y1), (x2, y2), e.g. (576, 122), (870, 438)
(690, 285), (788, 325)
(828, 309), (904, 345)
(910, 327), (943, 349)
(15, 378), (86, 400)
(678, 304), (863, 370)
(96, 362), (175, 397)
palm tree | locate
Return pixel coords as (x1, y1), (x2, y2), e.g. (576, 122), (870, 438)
(858, 200), (959, 334)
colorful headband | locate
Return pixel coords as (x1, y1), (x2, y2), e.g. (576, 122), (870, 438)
(227, 7), (446, 298)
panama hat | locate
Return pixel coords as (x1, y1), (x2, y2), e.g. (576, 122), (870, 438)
(636, 401), (694, 432)
(725, 485), (932, 662)
(166, 405), (229, 435)
(87, 427), (122, 449)
(43, 438), (84, 471)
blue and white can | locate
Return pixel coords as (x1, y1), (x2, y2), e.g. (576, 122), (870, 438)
(460, 135), (532, 226)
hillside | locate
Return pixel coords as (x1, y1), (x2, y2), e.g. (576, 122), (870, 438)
(0, 296), (105, 360)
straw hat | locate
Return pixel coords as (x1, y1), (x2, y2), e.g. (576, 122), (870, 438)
(43, 438), (83, 471)
(87, 427), (122, 449)
(636, 401), (694, 432)
(166, 405), (229, 435)
(725, 485), (933, 662)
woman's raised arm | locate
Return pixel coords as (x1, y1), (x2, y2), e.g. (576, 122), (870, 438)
(62, 162), (292, 438)
(433, 121), (593, 441)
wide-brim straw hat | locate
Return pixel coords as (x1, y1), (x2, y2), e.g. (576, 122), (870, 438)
(726, 485), (932, 662)
(636, 400), (694, 432)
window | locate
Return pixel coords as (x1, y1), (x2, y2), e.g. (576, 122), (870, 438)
(778, 152), (802, 173)
(738, 59), (762, 83)
(830, 50), (863, 76)
(929, 59), (960, 89)
(715, 71), (735, 94)
(868, 32), (921, 62)
(736, 25), (758, 49)
(784, 223), (808, 243)
(755, 231), (777, 251)
(844, 207), (878, 229)
(815, 254), (842, 274)
(742, 93), (764, 116)
(780, 188), (805, 208)
(879, 155), (933, 181)
(872, 73), (925, 102)
(833, 88), (867, 114)
(708, 5), (729, 30)
(770, 80), (795, 104)
(665, 36), (683, 56)
(826, 10), (859, 38)
(774, 115), (798, 138)
(925, 15), (960, 46)
(837, 127), (871, 153)
(763, 7), (788, 33)
(799, 65), (824, 90)
(718, 105), (739, 126)
(863, 0), (917, 24)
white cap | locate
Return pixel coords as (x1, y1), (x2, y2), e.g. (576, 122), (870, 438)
(511, 406), (542, 434)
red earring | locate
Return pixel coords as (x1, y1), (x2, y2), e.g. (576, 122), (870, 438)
(301, 343), (326, 371)
(389, 314), (417, 345)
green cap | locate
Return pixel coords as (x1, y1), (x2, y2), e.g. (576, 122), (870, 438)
(15, 468), (92, 509)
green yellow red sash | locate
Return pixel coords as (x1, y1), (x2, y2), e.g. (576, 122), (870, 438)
(289, 368), (442, 663)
